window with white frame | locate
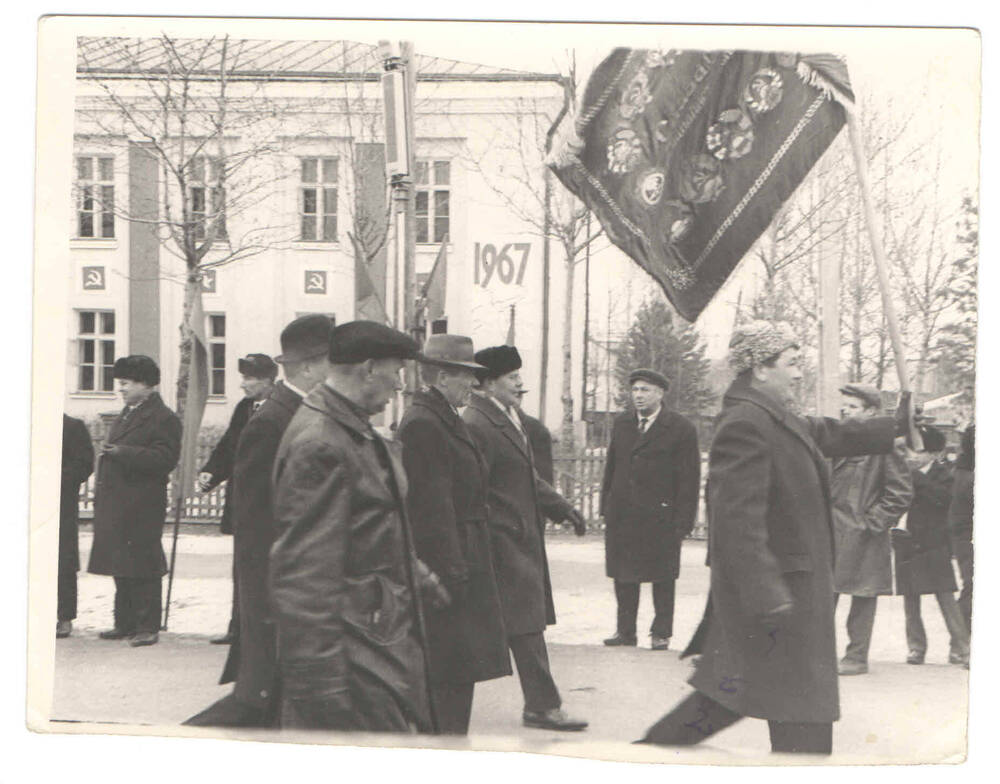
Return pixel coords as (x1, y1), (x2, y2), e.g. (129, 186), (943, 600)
(208, 313), (226, 396)
(300, 157), (339, 242)
(415, 159), (450, 244)
(189, 156), (227, 242)
(77, 310), (116, 392)
(76, 156), (115, 238)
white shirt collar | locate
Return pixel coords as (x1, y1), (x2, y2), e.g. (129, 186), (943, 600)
(283, 379), (310, 399)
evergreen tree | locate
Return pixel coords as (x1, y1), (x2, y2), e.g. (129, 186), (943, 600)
(934, 194), (978, 397)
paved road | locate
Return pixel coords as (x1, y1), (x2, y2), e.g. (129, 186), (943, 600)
(49, 530), (968, 762)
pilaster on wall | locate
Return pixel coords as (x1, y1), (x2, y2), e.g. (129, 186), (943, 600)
(128, 142), (160, 360)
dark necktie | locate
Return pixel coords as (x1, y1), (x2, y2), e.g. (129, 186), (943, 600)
(638, 417), (648, 433)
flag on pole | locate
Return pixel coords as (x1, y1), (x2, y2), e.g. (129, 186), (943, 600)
(174, 282), (210, 505)
(355, 250), (391, 325)
(422, 234), (448, 323)
(506, 304), (516, 345)
(548, 49), (853, 321)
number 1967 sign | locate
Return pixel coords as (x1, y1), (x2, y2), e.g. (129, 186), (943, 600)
(473, 242), (531, 287)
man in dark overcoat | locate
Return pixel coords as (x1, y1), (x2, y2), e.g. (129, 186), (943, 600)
(398, 334), (511, 734)
(270, 321), (449, 733)
(600, 368), (700, 651)
(831, 383), (912, 676)
(892, 425), (969, 666)
(198, 353), (278, 645)
(638, 321), (904, 755)
(88, 355), (181, 647)
(184, 316), (333, 727)
(58, 414), (94, 638)
(949, 423), (974, 632)
(464, 345), (589, 732)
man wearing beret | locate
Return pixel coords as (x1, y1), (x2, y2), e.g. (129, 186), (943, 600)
(600, 368), (700, 651)
(464, 344), (589, 732)
(270, 320), (448, 733)
(185, 316), (332, 727)
(397, 335), (511, 734)
(197, 352), (278, 646)
(639, 321), (910, 754)
(88, 355), (181, 647)
(832, 384), (912, 676)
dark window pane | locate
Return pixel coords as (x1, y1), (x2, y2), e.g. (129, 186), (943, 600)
(415, 190), (428, 216)
(301, 215), (316, 241)
(101, 211), (115, 238)
(100, 311), (115, 334)
(101, 365), (115, 392)
(79, 312), (95, 334)
(415, 161), (429, 185)
(81, 339), (95, 364)
(102, 340), (115, 364)
(212, 370), (225, 396)
(77, 157), (92, 180)
(98, 157), (114, 180)
(210, 315), (225, 338)
(416, 217), (428, 244)
(434, 216), (449, 244)
(209, 158), (222, 182)
(322, 158), (338, 183)
(190, 156), (205, 182)
(81, 185), (93, 211)
(191, 187), (205, 212)
(433, 160), (450, 185)
(211, 342), (226, 368)
(434, 190), (449, 216)
(80, 365), (94, 391)
(302, 188), (317, 214)
(301, 158), (317, 183)
(79, 213), (94, 238)
(322, 215), (337, 242)
(322, 188), (337, 215)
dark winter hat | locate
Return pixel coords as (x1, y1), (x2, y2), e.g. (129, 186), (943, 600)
(918, 424), (946, 453)
(275, 315), (333, 364)
(329, 320), (419, 364)
(112, 355), (160, 386)
(238, 353), (278, 380)
(839, 383), (882, 410)
(629, 368), (670, 391)
(474, 345), (522, 382)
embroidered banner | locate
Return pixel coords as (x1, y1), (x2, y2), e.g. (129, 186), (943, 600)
(548, 49), (852, 321)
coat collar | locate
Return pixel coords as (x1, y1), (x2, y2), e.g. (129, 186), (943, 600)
(302, 382), (376, 442)
(268, 380), (305, 414)
(632, 405), (673, 450)
(112, 392), (163, 441)
(468, 392), (532, 461)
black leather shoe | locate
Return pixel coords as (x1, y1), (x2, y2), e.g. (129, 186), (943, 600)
(523, 708), (588, 731)
(129, 631), (159, 647)
(651, 636), (671, 651)
(603, 633), (637, 647)
(56, 620), (72, 639)
(906, 651), (925, 665)
(99, 628), (133, 640)
(210, 633), (235, 645)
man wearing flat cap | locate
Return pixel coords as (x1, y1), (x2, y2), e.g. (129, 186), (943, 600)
(639, 321), (911, 754)
(88, 355), (181, 647)
(185, 315), (332, 727)
(831, 383), (912, 676)
(464, 344), (589, 732)
(600, 368), (700, 651)
(197, 352), (278, 646)
(397, 335), (511, 734)
(270, 320), (448, 733)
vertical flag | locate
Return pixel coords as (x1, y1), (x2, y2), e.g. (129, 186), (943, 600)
(548, 49), (853, 321)
(422, 234), (448, 324)
(174, 280), (209, 505)
(506, 304), (516, 345)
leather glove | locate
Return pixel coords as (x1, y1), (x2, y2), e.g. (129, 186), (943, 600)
(565, 508), (587, 537)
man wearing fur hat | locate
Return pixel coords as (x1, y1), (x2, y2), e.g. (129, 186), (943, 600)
(464, 344), (589, 732)
(600, 367), (700, 651)
(832, 384), (912, 676)
(88, 355), (181, 647)
(638, 321), (910, 754)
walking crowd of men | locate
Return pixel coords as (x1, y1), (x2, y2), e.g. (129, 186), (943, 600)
(58, 314), (974, 754)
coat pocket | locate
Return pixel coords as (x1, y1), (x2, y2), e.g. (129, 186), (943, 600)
(342, 574), (410, 647)
(776, 553), (813, 574)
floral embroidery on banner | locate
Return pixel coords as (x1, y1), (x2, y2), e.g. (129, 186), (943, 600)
(619, 70), (654, 120)
(638, 169), (666, 206)
(607, 127), (643, 175)
(678, 154), (726, 204)
(706, 108), (754, 160)
(744, 68), (784, 115)
(644, 49), (678, 70)
(654, 119), (671, 143)
(662, 200), (695, 244)
(774, 52), (798, 69)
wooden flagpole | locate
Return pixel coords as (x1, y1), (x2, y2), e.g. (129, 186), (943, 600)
(845, 106), (921, 460)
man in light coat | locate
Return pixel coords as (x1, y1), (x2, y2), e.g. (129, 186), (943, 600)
(832, 383), (912, 676)
(638, 321), (906, 754)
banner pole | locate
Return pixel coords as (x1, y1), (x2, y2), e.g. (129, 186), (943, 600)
(845, 106), (921, 459)
(161, 489), (183, 630)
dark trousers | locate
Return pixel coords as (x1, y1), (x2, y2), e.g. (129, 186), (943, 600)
(953, 540), (974, 633)
(614, 579), (676, 639)
(835, 594), (878, 663)
(430, 681), (475, 735)
(113, 576), (162, 634)
(508, 631), (561, 713)
(57, 570), (77, 622)
(639, 691), (833, 754)
(903, 593), (970, 660)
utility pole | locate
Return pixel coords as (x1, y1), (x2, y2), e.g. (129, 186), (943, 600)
(580, 210), (591, 444)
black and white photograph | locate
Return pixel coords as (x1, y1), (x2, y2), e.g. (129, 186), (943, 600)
(23, 10), (986, 774)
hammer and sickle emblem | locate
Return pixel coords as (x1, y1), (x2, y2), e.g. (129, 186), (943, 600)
(306, 272), (326, 292)
(84, 268), (104, 288)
